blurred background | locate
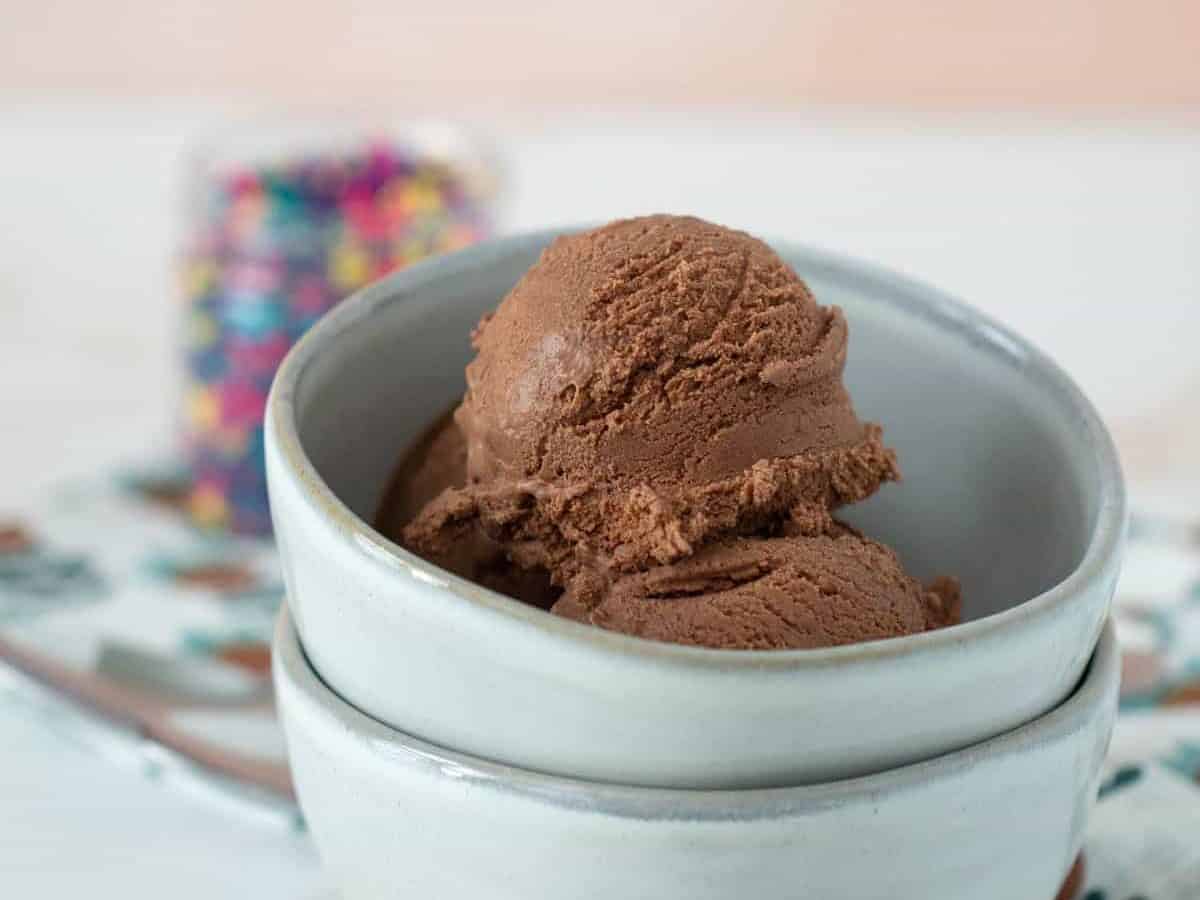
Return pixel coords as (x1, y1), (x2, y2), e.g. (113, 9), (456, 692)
(2, 0), (1198, 510)
(2, 2), (1198, 896)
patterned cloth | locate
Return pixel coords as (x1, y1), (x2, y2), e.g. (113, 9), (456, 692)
(2, 467), (1199, 897)
(0, 465), (290, 803)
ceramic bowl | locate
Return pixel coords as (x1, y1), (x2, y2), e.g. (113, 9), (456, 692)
(265, 229), (1125, 788)
(275, 607), (1119, 900)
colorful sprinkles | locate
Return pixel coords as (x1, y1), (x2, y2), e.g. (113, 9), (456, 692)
(181, 136), (493, 533)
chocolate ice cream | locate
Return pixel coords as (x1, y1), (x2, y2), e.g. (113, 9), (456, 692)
(377, 411), (559, 610)
(406, 216), (897, 577)
(384, 215), (961, 650)
(552, 524), (961, 650)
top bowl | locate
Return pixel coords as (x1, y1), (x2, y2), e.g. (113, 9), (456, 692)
(265, 228), (1125, 789)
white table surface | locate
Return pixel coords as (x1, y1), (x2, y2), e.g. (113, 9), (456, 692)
(1, 102), (1197, 896)
(1, 685), (326, 897)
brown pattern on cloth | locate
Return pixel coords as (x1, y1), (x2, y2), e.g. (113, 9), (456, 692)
(215, 642), (272, 676)
(1120, 650), (1165, 698)
(1160, 679), (1200, 707)
(172, 563), (257, 593)
(0, 523), (35, 555)
(132, 477), (192, 513)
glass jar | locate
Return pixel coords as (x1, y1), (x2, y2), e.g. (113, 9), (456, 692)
(180, 121), (498, 534)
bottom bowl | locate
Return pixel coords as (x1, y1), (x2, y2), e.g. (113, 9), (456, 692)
(274, 607), (1117, 900)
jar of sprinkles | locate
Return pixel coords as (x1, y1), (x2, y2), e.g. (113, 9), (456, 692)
(181, 123), (497, 534)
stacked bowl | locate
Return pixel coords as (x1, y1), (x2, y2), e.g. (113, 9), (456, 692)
(265, 230), (1125, 899)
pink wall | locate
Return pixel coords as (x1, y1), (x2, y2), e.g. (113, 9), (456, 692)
(3, 0), (1198, 112)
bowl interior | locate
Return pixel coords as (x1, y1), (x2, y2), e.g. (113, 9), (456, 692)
(291, 235), (1103, 622)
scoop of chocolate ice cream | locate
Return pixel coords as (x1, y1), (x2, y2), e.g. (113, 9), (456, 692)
(409, 215), (897, 579)
(378, 410), (559, 610)
(388, 214), (965, 652)
(551, 525), (961, 650)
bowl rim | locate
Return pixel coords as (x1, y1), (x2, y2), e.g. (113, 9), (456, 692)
(266, 226), (1126, 671)
(275, 606), (1117, 817)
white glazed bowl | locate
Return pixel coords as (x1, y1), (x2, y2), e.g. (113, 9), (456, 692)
(265, 229), (1126, 788)
(275, 607), (1119, 900)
